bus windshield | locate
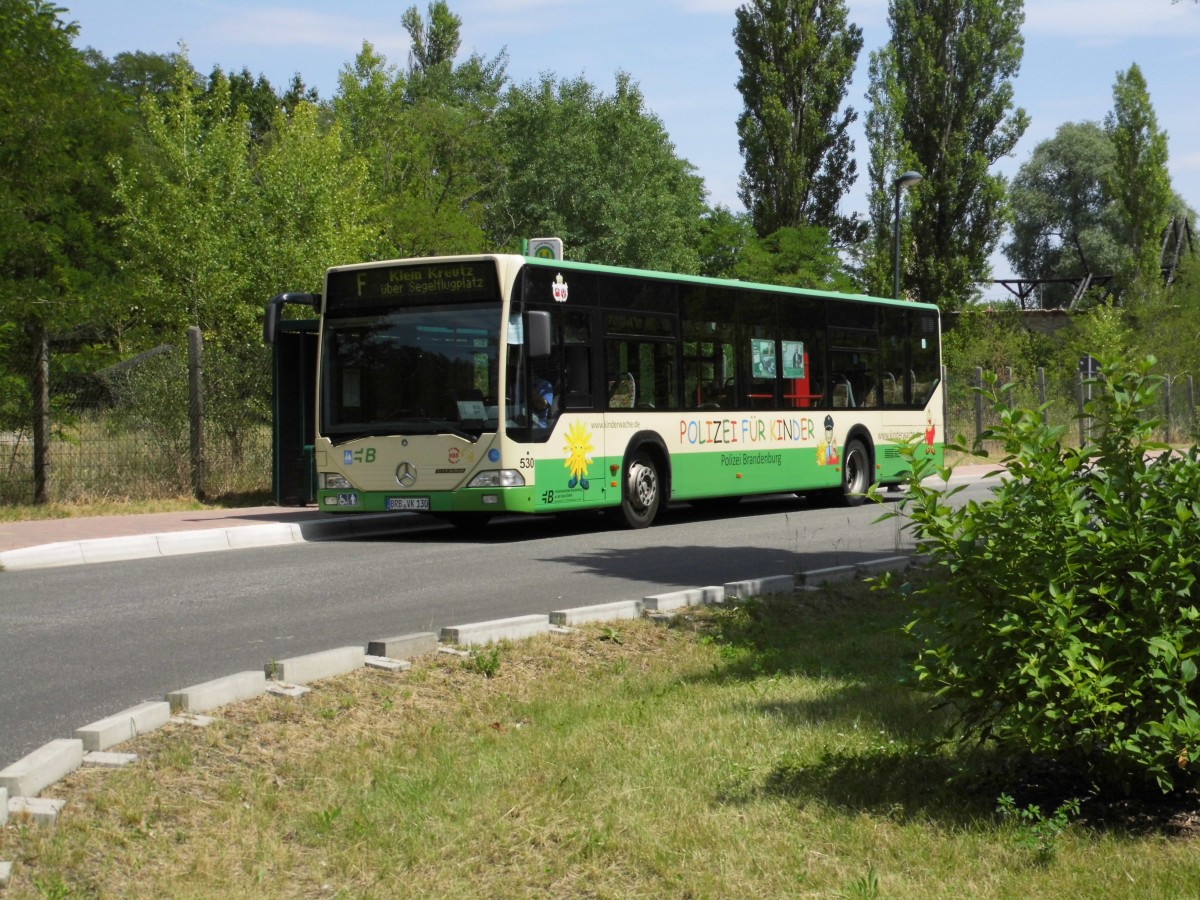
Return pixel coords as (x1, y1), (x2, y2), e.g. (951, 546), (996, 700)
(320, 303), (502, 440)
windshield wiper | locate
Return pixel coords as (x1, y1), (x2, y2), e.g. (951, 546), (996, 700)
(401, 419), (478, 442)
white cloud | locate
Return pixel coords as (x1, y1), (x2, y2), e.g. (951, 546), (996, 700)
(207, 7), (410, 57)
(1171, 150), (1200, 173)
(666, 0), (741, 13)
(1024, 0), (1200, 40)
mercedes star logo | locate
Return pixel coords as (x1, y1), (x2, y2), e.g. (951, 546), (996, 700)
(395, 461), (417, 487)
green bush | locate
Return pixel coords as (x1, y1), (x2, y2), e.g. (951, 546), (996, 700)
(884, 356), (1200, 793)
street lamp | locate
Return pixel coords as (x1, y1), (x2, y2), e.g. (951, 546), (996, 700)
(892, 170), (923, 299)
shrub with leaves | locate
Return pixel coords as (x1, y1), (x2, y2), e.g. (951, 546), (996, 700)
(883, 356), (1200, 792)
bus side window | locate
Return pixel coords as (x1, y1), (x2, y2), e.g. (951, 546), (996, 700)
(563, 344), (593, 409)
(608, 372), (636, 409)
(832, 375), (854, 408)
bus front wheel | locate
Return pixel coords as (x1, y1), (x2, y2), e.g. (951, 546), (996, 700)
(620, 450), (661, 528)
(840, 438), (870, 507)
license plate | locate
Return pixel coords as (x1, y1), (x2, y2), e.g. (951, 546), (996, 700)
(387, 496), (430, 511)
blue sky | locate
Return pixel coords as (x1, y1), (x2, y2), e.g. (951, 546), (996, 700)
(59, 0), (1200, 286)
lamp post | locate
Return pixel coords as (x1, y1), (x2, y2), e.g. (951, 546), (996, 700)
(892, 170), (923, 299)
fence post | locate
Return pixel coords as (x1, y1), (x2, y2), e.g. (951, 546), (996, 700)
(33, 325), (50, 504)
(187, 326), (206, 501)
(1078, 371), (1087, 446)
(974, 367), (984, 443)
(1165, 376), (1174, 445)
(1037, 367), (1048, 425)
(1190, 375), (1196, 438)
(1005, 366), (1015, 409)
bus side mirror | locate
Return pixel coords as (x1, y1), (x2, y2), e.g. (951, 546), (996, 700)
(527, 310), (552, 358)
(264, 292), (321, 345)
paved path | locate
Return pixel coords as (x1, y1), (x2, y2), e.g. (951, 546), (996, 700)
(0, 505), (414, 572)
(0, 506), (327, 553)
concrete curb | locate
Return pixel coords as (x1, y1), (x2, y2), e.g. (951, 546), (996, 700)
(75, 701), (172, 752)
(441, 614), (550, 646)
(644, 586), (725, 612)
(0, 739), (83, 798)
(7, 796), (65, 826)
(273, 647), (365, 685)
(0, 512), (411, 573)
(551, 600), (643, 626)
(167, 671), (267, 714)
(724, 575), (797, 599)
(367, 632), (439, 659)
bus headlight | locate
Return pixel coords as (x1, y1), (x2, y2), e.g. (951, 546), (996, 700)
(467, 470), (525, 488)
(321, 473), (353, 489)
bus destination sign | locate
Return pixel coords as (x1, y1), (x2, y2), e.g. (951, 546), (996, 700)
(326, 260), (499, 311)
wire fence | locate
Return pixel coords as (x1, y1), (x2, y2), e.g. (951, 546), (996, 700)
(1, 353), (1196, 506)
(1, 336), (272, 506)
(946, 364), (1199, 450)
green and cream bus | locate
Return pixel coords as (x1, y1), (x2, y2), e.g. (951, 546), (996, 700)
(265, 254), (943, 529)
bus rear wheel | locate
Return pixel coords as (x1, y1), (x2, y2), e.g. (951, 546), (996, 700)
(620, 450), (661, 528)
(840, 438), (870, 507)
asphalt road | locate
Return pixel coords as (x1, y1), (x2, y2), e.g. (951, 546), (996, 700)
(0, 483), (987, 769)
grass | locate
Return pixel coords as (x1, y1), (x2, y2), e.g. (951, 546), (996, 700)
(1, 415), (273, 514)
(0, 491), (274, 523)
(1, 582), (1198, 897)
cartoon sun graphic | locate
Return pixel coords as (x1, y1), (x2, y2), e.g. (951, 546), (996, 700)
(562, 420), (594, 490)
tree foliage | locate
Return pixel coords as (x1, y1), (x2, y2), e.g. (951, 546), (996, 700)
(1003, 122), (1123, 309)
(859, 47), (903, 298)
(491, 73), (705, 272)
(867, 0), (1029, 309)
(332, 4), (507, 258)
(0, 0), (122, 318)
(732, 226), (857, 291)
(1105, 63), (1173, 293)
(111, 53), (376, 457)
(887, 357), (1200, 793)
(0, 0), (127, 431)
(733, 0), (863, 241)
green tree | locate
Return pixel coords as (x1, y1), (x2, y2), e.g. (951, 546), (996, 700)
(0, 0), (127, 440)
(1004, 122), (1122, 309)
(1127, 252), (1200, 377)
(696, 206), (754, 279)
(402, 0), (462, 80)
(111, 57), (264, 462)
(733, 0), (863, 241)
(250, 102), (377, 294)
(86, 48), (184, 101)
(332, 4), (507, 257)
(1105, 63), (1172, 294)
(113, 55), (375, 465)
(866, 0), (1029, 309)
(491, 73), (705, 272)
(733, 226), (857, 291)
(889, 357), (1200, 793)
(859, 46), (903, 297)
(211, 66), (314, 142)
(112, 58), (256, 336)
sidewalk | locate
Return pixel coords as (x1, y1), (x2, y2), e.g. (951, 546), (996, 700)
(0, 507), (324, 553)
(0, 506), (407, 572)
